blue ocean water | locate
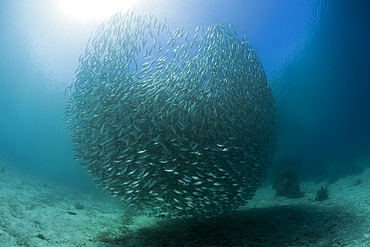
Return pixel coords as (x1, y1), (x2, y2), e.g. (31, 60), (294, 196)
(0, 0), (369, 194)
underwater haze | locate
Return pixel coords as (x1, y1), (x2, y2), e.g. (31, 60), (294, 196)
(0, 0), (370, 196)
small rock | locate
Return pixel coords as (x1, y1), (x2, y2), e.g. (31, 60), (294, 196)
(315, 186), (329, 201)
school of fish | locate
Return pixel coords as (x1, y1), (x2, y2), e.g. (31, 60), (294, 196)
(64, 11), (277, 219)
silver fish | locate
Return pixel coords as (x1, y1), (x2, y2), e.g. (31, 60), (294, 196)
(64, 10), (276, 219)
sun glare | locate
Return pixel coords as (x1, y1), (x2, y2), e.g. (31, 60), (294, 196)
(57, 0), (134, 21)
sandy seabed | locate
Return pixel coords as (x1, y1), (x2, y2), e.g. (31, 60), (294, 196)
(1, 161), (370, 247)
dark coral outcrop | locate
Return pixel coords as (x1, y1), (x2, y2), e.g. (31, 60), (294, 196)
(272, 169), (304, 199)
(315, 186), (329, 201)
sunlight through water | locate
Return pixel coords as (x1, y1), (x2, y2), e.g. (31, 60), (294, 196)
(57, 0), (135, 21)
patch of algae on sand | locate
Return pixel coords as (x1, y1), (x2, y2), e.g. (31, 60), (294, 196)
(93, 225), (133, 243)
(92, 215), (135, 243)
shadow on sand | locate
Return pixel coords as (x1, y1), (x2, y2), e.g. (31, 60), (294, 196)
(94, 204), (360, 247)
